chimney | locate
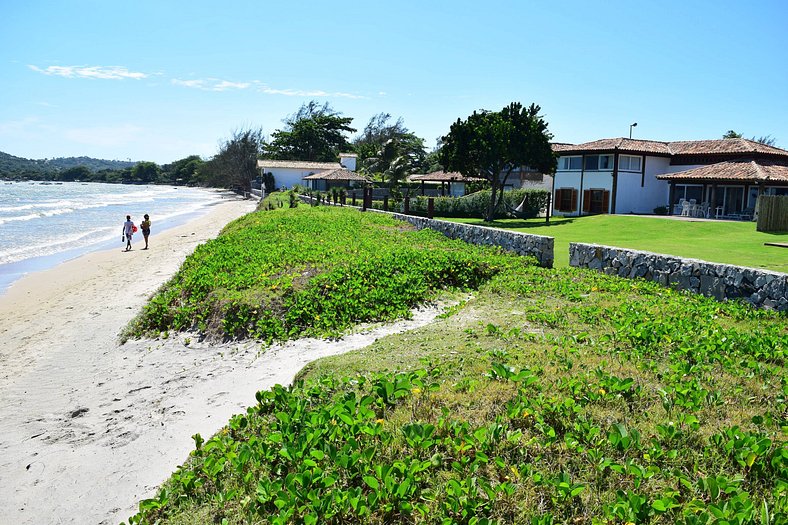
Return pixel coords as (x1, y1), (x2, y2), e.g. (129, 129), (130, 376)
(339, 152), (357, 171)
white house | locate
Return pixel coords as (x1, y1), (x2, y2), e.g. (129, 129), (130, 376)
(257, 153), (358, 190)
(551, 137), (788, 218)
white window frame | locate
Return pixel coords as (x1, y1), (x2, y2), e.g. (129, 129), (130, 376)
(559, 156), (582, 171)
(619, 155), (642, 172)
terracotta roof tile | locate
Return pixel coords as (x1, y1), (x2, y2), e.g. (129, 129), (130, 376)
(257, 159), (341, 170)
(656, 159), (788, 183)
(302, 168), (371, 182)
(552, 137), (788, 158)
(668, 138), (788, 156)
(409, 171), (485, 182)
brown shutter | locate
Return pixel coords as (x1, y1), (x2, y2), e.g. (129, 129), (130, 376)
(603, 190), (610, 214)
(582, 190), (591, 213)
(571, 189), (578, 212)
(554, 189), (563, 211)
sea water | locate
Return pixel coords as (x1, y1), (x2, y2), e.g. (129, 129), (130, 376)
(0, 181), (225, 292)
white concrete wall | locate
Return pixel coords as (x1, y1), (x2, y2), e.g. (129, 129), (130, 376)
(339, 155), (357, 171)
(264, 168), (321, 190)
(615, 156), (672, 214)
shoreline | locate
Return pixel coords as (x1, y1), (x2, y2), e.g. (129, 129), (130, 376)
(0, 195), (446, 525)
(0, 187), (237, 296)
(0, 198), (258, 524)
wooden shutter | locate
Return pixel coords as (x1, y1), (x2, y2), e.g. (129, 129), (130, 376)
(554, 189), (563, 211)
(582, 190), (591, 213)
(603, 190), (610, 214)
(571, 189), (578, 212)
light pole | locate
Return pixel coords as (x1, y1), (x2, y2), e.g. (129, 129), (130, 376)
(629, 122), (638, 139)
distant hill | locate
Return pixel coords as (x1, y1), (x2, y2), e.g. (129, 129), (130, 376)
(0, 151), (137, 179)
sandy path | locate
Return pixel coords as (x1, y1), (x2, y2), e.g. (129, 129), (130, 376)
(0, 198), (444, 525)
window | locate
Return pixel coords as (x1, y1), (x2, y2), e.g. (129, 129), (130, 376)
(559, 156), (582, 170)
(582, 189), (610, 214)
(583, 154), (613, 171)
(555, 188), (578, 212)
(619, 155), (642, 172)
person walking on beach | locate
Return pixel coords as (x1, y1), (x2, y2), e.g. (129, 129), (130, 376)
(141, 214), (151, 250)
(122, 215), (135, 251)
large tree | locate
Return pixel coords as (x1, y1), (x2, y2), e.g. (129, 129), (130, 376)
(440, 102), (556, 222)
(201, 128), (264, 192)
(265, 101), (355, 162)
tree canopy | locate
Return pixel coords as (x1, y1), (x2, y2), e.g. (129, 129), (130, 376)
(354, 113), (427, 187)
(265, 101), (356, 162)
(440, 102), (556, 222)
(200, 128), (264, 192)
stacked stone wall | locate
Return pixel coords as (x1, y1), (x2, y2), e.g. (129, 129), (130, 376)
(570, 243), (787, 311)
(386, 212), (554, 268)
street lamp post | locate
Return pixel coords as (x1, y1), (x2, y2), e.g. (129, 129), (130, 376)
(629, 122), (638, 139)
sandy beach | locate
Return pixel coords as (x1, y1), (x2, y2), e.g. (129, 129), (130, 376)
(0, 197), (445, 525)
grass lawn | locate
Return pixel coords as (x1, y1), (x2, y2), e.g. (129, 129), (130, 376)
(448, 215), (788, 272)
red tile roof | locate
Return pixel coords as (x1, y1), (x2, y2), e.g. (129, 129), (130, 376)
(409, 171), (485, 182)
(656, 159), (788, 183)
(552, 137), (788, 158)
(302, 168), (371, 182)
(668, 138), (788, 156)
(257, 159), (341, 170)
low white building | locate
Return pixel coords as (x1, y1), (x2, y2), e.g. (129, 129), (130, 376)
(257, 153), (357, 190)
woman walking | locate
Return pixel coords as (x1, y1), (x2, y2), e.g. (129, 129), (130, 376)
(141, 214), (151, 249)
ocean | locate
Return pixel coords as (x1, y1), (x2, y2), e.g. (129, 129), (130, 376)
(0, 181), (226, 293)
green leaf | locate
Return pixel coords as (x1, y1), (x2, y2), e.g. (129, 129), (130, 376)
(363, 476), (380, 491)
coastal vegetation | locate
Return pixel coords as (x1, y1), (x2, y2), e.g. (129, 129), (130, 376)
(125, 206), (526, 342)
(125, 206), (786, 524)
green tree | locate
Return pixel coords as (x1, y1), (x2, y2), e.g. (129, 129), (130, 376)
(440, 102), (556, 222)
(265, 101), (355, 162)
(161, 155), (204, 185)
(355, 113), (427, 185)
(723, 130), (743, 139)
(131, 161), (161, 184)
(57, 165), (91, 182)
(201, 128), (264, 192)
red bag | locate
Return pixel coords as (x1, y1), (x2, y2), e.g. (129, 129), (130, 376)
(132, 225), (138, 233)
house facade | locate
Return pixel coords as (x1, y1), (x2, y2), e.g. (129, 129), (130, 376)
(551, 138), (788, 218)
(257, 153), (358, 190)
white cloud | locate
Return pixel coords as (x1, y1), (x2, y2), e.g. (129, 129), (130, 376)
(28, 65), (148, 80)
(170, 76), (364, 99)
(258, 84), (365, 99)
(171, 78), (251, 91)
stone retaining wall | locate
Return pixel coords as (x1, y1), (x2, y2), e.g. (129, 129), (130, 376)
(570, 243), (787, 311)
(387, 212), (554, 268)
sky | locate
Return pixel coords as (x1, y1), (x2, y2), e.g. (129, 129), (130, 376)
(1, 0), (787, 164)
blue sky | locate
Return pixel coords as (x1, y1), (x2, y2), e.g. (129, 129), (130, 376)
(1, 0), (786, 164)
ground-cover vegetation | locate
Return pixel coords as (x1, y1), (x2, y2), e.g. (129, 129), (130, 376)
(126, 206), (528, 342)
(449, 214), (788, 272)
(125, 206), (786, 525)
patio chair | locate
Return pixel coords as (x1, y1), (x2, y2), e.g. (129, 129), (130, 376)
(681, 201), (691, 216)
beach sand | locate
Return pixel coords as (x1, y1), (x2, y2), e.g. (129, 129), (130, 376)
(0, 197), (444, 525)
